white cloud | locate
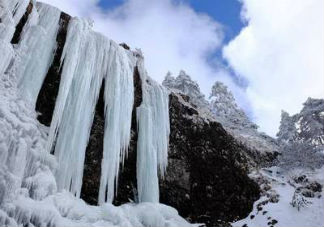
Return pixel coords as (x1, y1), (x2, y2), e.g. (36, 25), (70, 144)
(40, 0), (322, 137)
(40, 0), (249, 107)
(90, 0), (226, 94)
(223, 0), (324, 136)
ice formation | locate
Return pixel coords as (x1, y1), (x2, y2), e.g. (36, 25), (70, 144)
(46, 18), (112, 198)
(1, 0), (171, 208)
(0, 0), (177, 225)
(136, 58), (170, 203)
(15, 3), (61, 105)
(99, 42), (135, 204)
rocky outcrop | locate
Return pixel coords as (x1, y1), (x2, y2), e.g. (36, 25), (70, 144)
(160, 93), (260, 226)
(78, 86), (261, 227)
(163, 74), (280, 168)
(36, 12), (71, 127)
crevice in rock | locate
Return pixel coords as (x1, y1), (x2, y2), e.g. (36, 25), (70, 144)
(11, 1), (33, 44)
(113, 66), (143, 205)
(35, 12), (71, 126)
(80, 79), (105, 205)
(80, 65), (143, 205)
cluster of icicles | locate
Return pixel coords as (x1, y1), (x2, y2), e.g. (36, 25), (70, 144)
(0, 1), (170, 204)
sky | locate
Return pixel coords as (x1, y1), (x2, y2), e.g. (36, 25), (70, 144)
(40, 0), (324, 136)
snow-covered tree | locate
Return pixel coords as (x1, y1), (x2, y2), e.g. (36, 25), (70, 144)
(162, 70), (209, 108)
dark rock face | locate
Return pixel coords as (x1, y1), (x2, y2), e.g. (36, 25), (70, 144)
(80, 66), (143, 205)
(160, 94), (260, 225)
(36, 12), (71, 127)
(80, 80), (105, 205)
(11, 1), (33, 44)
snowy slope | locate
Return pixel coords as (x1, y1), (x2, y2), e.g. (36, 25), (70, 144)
(232, 167), (324, 227)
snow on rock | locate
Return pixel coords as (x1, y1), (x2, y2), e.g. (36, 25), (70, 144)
(162, 70), (208, 109)
(209, 82), (279, 160)
(163, 73), (279, 166)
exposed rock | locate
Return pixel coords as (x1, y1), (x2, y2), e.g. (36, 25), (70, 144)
(163, 73), (280, 167)
(159, 93), (260, 224)
(119, 42), (130, 50)
(11, 1), (33, 44)
(306, 181), (322, 192)
(36, 11), (71, 127)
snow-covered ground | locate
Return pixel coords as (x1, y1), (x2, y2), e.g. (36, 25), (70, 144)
(232, 167), (324, 227)
(1, 191), (198, 227)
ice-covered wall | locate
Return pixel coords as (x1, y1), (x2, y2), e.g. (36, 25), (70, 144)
(0, 0), (170, 208)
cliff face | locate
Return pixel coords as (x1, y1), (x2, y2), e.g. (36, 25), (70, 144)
(1, 2), (261, 227)
(161, 93), (260, 225)
(70, 70), (260, 227)
(78, 82), (260, 227)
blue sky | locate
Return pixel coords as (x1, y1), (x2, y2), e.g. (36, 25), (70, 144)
(98, 0), (244, 44)
(184, 0), (244, 43)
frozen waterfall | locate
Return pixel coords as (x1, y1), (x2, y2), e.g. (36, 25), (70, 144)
(1, 0), (170, 206)
(98, 42), (135, 204)
(136, 57), (170, 203)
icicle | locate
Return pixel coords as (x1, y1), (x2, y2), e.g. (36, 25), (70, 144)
(0, 0), (28, 73)
(135, 55), (170, 203)
(136, 104), (159, 203)
(0, 42), (13, 75)
(15, 3), (60, 105)
(0, 0), (29, 25)
(0, 10), (15, 42)
(98, 42), (135, 204)
(46, 18), (110, 198)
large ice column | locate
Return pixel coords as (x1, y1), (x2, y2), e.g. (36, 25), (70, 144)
(46, 18), (110, 198)
(15, 3), (61, 105)
(98, 42), (135, 204)
(0, 0), (28, 75)
(136, 56), (170, 203)
(1, 0), (30, 25)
